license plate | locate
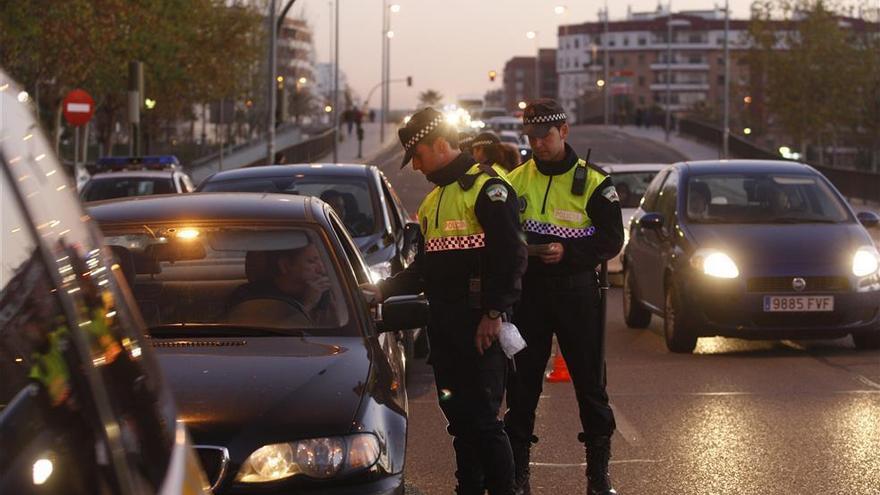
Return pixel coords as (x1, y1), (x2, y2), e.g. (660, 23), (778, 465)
(763, 295), (834, 312)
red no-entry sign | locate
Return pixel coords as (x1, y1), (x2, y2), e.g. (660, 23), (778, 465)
(62, 89), (95, 127)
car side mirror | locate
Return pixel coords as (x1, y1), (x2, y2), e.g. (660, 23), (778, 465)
(403, 221), (420, 251)
(639, 213), (665, 230)
(376, 295), (429, 333)
(857, 211), (879, 228)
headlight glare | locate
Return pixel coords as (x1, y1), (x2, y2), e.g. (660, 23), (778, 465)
(691, 249), (739, 279)
(236, 434), (382, 483)
(852, 247), (880, 277)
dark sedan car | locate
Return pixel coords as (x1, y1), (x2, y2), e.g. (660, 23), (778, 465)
(623, 160), (880, 353)
(88, 193), (427, 494)
(196, 164), (426, 358)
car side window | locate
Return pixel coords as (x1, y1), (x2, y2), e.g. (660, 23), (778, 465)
(0, 166), (123, 494)
(329, 211), (372, 285)
(380, 178), (403, 233)
(655, 171), (680, 233)
(641, 169), (669, 211)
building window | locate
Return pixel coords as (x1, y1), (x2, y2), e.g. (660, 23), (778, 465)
(609, 36), (615, 47)
(638, 54), (645, 63)
(609, 56), (615, 67)
(638, 37), (647, 46)
(623, 36), (630, 46)
(622, 56), (628, 66)
(575, 38), (580, 49)
(717, 74), (724, 84)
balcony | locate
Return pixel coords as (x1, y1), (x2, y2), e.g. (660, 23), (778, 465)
(649, 83), (710, 91)
(649, 62), (710, 71)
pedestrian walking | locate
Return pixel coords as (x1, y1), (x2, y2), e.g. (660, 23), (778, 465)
(505, 99), (624, 495)
(344, 107), (354, 135)
(364, 107), (527, 495)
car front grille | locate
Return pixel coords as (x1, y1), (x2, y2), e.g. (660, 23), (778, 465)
(746, 276), (849, 293)
(195, 445), (229, 491)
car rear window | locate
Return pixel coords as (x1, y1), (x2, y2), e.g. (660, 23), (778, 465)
(101, 224), (355, 336)
(82, 177), (175, 201)
(685, 173), (850, 224)
(200, 176), (378, 237)
(612, 170), (661, 209)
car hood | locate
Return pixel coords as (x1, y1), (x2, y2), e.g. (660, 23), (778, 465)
(684, 222), (872, 275)
(154, 336), (370, 452)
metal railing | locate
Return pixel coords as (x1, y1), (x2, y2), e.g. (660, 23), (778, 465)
(257, 128), (336, 166)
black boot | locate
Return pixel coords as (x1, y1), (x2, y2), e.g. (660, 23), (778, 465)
(580, 434), (617, 495)
(510, 436), (537, 495)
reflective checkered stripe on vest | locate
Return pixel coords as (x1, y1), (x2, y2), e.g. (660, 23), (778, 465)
(508, 158), (605, 239)
(418, 163), (511, 252)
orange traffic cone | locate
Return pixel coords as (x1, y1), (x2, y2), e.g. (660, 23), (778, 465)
(545, 347), (571, 383)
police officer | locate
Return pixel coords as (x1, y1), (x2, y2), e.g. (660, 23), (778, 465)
(504, 99), (624, 495)
(367, 107), (527, 495)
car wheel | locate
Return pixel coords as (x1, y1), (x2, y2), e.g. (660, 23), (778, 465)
(623, 267), (652, 329)
(852, 333), (880, 350)
(664, 282), (698, 353)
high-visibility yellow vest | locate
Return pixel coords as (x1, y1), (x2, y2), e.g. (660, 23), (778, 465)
(418, 163), (512, 252)
(508, 158), (605, 238)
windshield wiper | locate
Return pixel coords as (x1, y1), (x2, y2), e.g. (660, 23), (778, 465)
(764, 217), (838, 224)
(148, 324), (309, 338)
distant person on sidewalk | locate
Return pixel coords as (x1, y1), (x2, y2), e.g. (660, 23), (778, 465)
(369, 109), (376, 123)
(344, 107), (354, 135)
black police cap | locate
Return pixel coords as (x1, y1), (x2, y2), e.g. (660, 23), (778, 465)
(398, 107), (448, 168)
(522, 98), (567, 138)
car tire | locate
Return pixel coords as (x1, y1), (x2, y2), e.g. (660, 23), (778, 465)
(664, 282), (698, 353)
(623, 267), (652, 329)
(852, 333), (880, 350)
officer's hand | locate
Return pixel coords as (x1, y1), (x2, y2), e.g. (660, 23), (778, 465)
(359, 283), (383, 306)
(539, 242), (564, 264)
(475, 315), (502, 355)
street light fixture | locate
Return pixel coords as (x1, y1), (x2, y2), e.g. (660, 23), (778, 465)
(298, 77), (307, 85)
(554, 5), (567, 15)
(380, 1), (401, 144)
(526, 31), (540, 100)
(596, 79), (606, 87)
(518, 101), (527, 110)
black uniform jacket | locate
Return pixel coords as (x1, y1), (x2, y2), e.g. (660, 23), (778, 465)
(379, 153), (527, 314)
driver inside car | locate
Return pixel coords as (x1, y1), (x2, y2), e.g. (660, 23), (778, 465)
(227, 244), (334, 327)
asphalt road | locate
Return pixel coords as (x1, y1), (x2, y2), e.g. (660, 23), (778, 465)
(371, 125), (880, 494)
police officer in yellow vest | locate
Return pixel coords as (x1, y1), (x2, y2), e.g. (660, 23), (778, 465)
(504, 99), (624, 495)
(368, 107), (527, 495)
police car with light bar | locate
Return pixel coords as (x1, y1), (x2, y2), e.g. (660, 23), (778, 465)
(79, 155), (194, 202)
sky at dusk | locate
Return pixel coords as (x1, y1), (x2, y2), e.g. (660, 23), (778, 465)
(293, 0), (761, 110)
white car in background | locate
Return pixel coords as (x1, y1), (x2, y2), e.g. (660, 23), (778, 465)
(604, 163), (668, 283)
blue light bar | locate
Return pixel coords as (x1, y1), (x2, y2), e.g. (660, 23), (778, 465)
(96, 155), (180, 170)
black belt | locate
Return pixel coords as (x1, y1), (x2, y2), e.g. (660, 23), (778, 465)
(525, 270), (597, 289)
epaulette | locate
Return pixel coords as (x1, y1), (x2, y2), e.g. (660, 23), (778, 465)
(457, 163), (499, 190)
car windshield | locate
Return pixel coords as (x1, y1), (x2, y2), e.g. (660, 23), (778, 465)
(201, 175), (378, 237)
(82, 177), (175, 201)
(612, 170), (660, 209)
(102, 224), (354, 336)
(685, 173), (851, 224)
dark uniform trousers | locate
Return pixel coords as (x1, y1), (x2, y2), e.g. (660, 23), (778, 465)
(504, 271), (616, 445)
(428, 299), (513, 495)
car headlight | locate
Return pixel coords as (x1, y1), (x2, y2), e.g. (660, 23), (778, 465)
(236, 434), (381, 483)
(852, 247), (880, 278)
(369, 261), (393, 283)
(690, 249), (739, 279)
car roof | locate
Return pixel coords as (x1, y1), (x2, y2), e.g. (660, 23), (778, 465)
(88, 170), (177, 180)
(203, 163), (375, 183)
(601, 163), (668, 173)
(87, 192), (324, 225)
(677, 159), (812, 175)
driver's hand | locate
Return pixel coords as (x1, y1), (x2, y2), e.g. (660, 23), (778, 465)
(475, 315), (502, 355)
(358, 283), (383, 305)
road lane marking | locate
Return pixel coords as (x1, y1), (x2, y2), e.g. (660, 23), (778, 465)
(610, 402), (641, 447)
(531, 459), (661, 468)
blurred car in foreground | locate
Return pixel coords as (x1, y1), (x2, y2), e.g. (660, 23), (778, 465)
(603, 163), (666, 282)
(89, 193), (426, 494)
(623, 160), (880, 353)
(0, 69), (207, 494)
(196, 164), (426, 359)
(80, 155), (194, 202)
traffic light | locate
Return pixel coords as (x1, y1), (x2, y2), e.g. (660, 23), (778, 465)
(406, 76), (413, 87)
(489, 70), (497, 82)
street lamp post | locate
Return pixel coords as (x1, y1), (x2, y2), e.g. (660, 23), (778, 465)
(664, 3), (673, 142)
(332, 0), (339, 163)
(722, 0), (730, 158)
(603, 2), (610, 126)
(267, 0), (277, 164)
(380, 3), (399, 143)
(526, 31), (539, 100)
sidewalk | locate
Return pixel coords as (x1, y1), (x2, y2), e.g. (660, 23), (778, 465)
(317, 122), (397, 164)
(614, 125), (721, 161)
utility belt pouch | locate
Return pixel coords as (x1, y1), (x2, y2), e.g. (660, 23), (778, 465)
(468, 276), (482, 309)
